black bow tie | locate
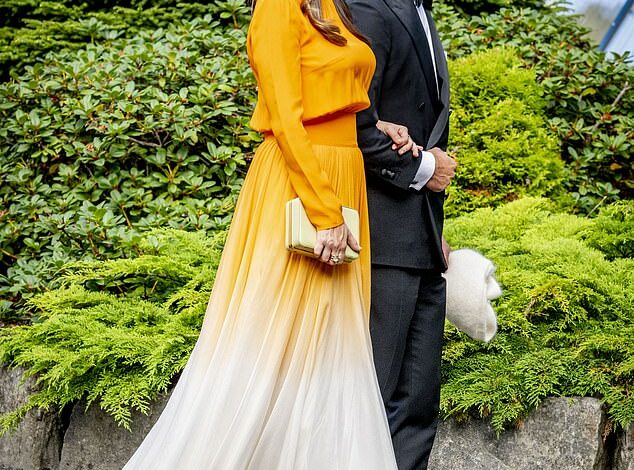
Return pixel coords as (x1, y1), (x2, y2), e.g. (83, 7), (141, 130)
(414, 0), (432, 8)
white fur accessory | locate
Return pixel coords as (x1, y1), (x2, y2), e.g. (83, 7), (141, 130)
(442, 248), (502, 342)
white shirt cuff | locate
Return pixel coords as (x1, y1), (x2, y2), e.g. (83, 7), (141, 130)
(409, 150), (435, 190)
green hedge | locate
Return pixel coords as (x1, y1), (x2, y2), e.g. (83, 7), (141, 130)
(435, 3), (634, 212)
(3, 0), (631, 214)
(441, 0), (543, 14)
(0, 229), (225, 430)
(0, 0), (249, 77)
(442, 198), (633, 432)
(0, 18), (256, 320)
(1, 198), (631, 433)
(445, 47), (564, 216)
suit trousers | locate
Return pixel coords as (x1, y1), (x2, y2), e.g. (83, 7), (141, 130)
(370, 265), (446, 470)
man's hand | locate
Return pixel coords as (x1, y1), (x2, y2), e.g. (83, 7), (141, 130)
(425, 147), (457, 192)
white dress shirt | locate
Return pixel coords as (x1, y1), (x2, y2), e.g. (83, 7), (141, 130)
(410, 3), (439, 191)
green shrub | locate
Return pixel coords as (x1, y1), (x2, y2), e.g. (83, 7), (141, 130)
(0, 228), (224, 431)
(581, 200), (634, 260)
(435, 3), (634, 212)
(441, 0), (544, 15)
(0, 0), (250, 77)
(445, 47), (564, 216)
(1, 0), (202, 24)
(442, 198), (633, 432)
(0, 198), (631, 433)
(0, 18), (257, 319)
(1, 0), (217, 26)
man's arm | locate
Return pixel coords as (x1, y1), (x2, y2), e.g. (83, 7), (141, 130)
(348, 0), (422, 190)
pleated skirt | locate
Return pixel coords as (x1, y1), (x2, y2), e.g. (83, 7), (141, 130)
(123, 113), (398, 469)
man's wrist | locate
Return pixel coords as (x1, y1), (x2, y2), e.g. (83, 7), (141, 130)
(409, 150), (436, 190)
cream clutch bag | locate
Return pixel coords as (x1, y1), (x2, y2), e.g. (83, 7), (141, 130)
(285, 198), (360, 262)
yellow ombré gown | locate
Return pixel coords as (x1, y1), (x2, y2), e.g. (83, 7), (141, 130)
(123, 0), (398, 467)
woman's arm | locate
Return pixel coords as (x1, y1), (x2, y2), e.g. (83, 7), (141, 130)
(248, 0), (343, 231)
(249, 0), (356, 264)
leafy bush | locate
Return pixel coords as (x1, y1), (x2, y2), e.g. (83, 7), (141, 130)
(441, 0), (543, 15)
(1, 0), (209, 23)
(581, 200), (634, 260)
(0, 18), (257, 319)
(0, 228), (224, 431)
(445, 47), (564, 217)
(435, 3), (634, 212)
(442, 198), (634, 432)
(0, 198), (631, 433)
(0, 0), (250, 77)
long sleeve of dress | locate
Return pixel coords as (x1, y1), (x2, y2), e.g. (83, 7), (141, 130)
(247, 0), (344, 230)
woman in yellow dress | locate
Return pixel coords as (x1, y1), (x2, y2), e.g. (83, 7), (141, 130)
(123, 0), (415, 467)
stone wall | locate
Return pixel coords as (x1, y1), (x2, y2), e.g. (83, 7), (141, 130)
(0, 366), (631, 470)
(0, 367), (64, 470)
(428, 398), (612, 470)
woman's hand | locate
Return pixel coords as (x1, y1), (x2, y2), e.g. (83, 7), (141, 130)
(376, 120), (420, 157)
(314, 223), (361, 266)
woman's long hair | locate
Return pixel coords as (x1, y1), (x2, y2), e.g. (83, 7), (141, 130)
(301, 0), (369, 45)
(253, 0), (369, 46)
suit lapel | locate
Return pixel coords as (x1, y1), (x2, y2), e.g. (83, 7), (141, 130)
(382, 0), (440, 110)
(426, 10), (449, 108)
(424, 8), (450, 149)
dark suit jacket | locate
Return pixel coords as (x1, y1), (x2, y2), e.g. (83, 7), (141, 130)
(347, 0), (450, 271)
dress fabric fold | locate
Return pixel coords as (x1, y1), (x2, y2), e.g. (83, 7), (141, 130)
(124, 132), (398, 469)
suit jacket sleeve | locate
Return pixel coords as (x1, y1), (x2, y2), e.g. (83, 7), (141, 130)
(348, 0), (423, 190)
(248, 0), (344, 230)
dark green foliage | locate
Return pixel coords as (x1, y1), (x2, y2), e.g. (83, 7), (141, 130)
(0, 228), (224, 431)
(441, 0), (543, 15)
(0, 18), (257, 319)
(0, 0), (250, 77)
(442, 198), (634, 432)
(445, 48), (564, 217)
(1, 0), (216, 26)
(434, 3), (634, 212)
(1, 199), (631, 433)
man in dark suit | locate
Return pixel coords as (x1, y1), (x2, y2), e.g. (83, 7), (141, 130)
(346, 0), (456, 468)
